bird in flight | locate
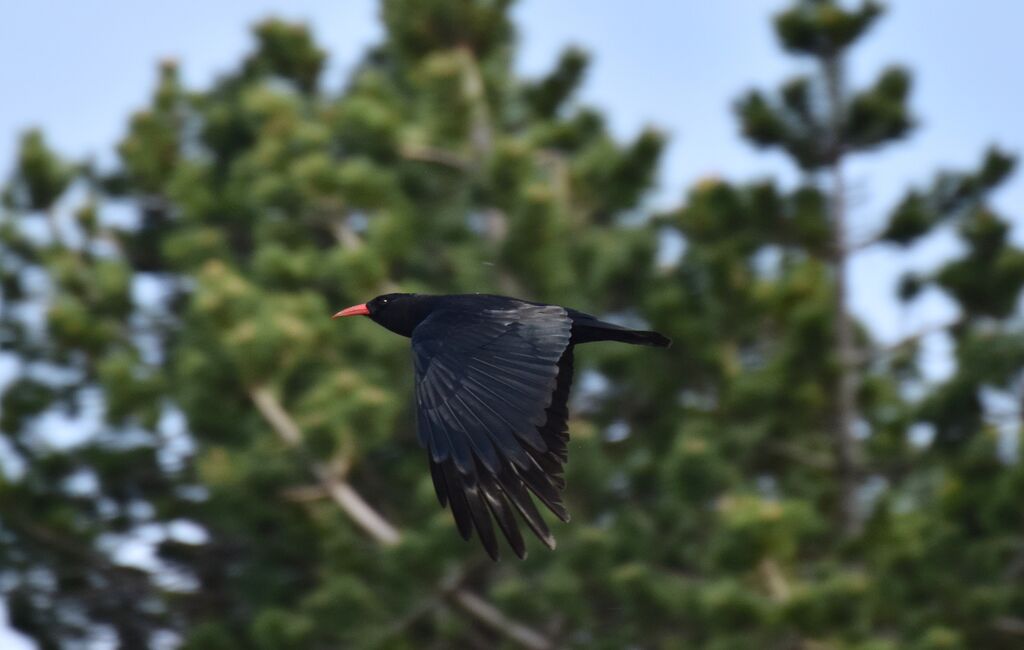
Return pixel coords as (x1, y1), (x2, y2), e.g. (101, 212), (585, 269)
(333, 293), (670, 560)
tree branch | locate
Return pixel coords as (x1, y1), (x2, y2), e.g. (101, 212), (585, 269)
(4, 514), (161, 644)
(451, 589), (552, 650)
(45, 206), (64, 248)
(250, 385), (400, 544)
(280, 483), (329, 503)
(843, 232), (882, 255)
(373, 566), (468, 644)
(758, 558), (791, 602)
(329, 218), (363, 251)
(458, 46), (494, 162)
(770, 441), (835, 471)
(536, 149), (572, 213)
(248, 385), (552, 650)
(994, 617), (1024, 636)
(851, 317), (963, 366)
(400, 144), (470, 171)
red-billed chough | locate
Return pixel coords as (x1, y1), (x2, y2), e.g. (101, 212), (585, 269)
(333, 293), (670, 560)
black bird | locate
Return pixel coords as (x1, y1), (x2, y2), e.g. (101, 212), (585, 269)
(333, 293), (670, 559)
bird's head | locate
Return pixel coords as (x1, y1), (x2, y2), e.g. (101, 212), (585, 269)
(332, 293), (426, 337)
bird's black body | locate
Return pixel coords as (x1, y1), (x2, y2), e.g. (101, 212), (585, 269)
(336, 293), (670, 559)
(364, 293), (671, 347)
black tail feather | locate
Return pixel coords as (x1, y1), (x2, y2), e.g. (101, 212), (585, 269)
(572, 324), (671, 348)
(567, 310), (671, 348)
(606, 328), (672, 348)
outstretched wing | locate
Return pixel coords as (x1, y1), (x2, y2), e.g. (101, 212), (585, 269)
(412, 304), (574, 559)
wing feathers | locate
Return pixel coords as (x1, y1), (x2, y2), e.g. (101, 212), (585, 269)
(495, 469), (556, 551)
(462, 476), (499, 561)
(440, 459), (475, 541)
(412, 303), (574, 559)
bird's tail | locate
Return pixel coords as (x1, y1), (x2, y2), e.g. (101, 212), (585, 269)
(592, 327), (672, 348)
(568, 311), (672, 348)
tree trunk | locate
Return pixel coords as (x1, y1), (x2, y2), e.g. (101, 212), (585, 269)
(824, 55), (861, 536)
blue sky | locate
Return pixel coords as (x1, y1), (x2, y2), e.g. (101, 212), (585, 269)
(1, 1), (1023, 645)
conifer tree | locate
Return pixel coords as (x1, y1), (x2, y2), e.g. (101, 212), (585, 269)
(735, 0), (913, 532)
(2, 3), (662, 647)
(2, 1), (1023, 648)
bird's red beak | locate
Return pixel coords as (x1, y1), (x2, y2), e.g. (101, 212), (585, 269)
(332, 303), (370, 319)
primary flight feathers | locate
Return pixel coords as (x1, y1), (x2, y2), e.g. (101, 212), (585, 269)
(334, 293), (670, 560)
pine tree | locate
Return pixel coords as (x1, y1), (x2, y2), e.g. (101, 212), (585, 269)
(869, 146), (1024, 649)
(2, 3), (662, 647)
(735, 0), (913, 533)
(2, 1), (1023, 648)
(642, 1), (1023, 647)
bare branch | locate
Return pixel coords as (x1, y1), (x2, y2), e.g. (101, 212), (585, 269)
(856, 318), (961, 365)
(248, 384), (552, 649)
(250, 384), (303, 445)
(770, 441), (835, 471)
(250, 385), (400, 544)
(400, 144), (470, 171)
(451, 589), (552, 650)
(1002, 545), (1024, 580)
(884, 318), (960, 351)
(45, 207), (65, 248)
(458, 46), (494, 161)
(536, 149), (571, 212)
(758, 558), (791, 602)
(280, 484), (329, 503)
(844, 233), (882, 254)
(372, 567), (468, 645)
(994, 617), (1024, 636)
(330, 219), (363, 251)
(323, 479), (402, 545)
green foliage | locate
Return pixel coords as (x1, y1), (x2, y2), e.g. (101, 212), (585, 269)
(524, 46), (589, 119)
(883, 148), (1016, 245)
(775, 0), (883, 58)
(738, 1), (912, 170)
(243, 19), (327, 94)
(3, 129), (76, 211)
(2, 1), (1023, 649)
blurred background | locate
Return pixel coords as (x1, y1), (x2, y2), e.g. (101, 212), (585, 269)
(1, 1), (1023, 648)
